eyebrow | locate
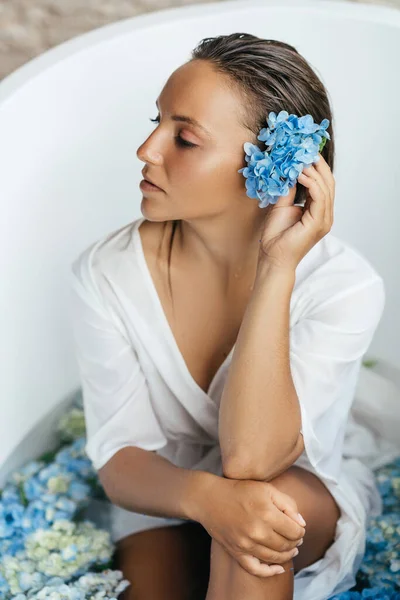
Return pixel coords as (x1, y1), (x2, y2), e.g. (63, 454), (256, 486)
(155, 98), (211, 138)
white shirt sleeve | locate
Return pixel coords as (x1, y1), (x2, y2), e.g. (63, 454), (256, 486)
(69, 256), (168, 472)
(289, 273), (385, 484)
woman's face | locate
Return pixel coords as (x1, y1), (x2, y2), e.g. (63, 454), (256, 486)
(137, 59), (258, 222)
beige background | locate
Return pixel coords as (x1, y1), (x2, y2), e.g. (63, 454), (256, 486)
(1, 0), (399, 81)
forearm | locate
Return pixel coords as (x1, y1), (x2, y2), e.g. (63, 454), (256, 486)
(219, 260), (302, 480)
(97, 445), (218, 522)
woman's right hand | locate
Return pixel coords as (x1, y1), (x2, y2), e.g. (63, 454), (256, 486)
(197, 476), (306, 577)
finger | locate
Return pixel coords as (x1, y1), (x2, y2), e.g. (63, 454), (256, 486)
(314, 153), (335, 199)
(301, 164), (330, 218)
(250, 542), (299, 566)
(253, 526), (303, 553)
(312, 153), (335, 222)
(269, 505), (306, 541)
(300, 170), (332, 231)
(237, 553), (287, 578)
(269, 486), (306, 531)
(297, 171), (327, 226)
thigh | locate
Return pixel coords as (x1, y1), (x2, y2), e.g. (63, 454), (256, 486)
(269, 465), (341, 574)
(114, 520), (212, 600)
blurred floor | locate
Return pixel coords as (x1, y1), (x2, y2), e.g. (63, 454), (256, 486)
(0, 0), (399, 81)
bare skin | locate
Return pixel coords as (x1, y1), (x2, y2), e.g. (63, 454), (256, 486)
(113, 221), (341, 599)
(116, 59), (342, 598)
(114, 521), (212, 600)
(114, 466), (340, 600)
(137, 219), (256, 395)
(205, 466), (340, 600)
(136, 59), (270, 288)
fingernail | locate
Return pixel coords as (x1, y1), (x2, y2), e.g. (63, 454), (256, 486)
(298, 513), (306, 526)
(276, 567), (285, 574)
(292, 548), (299, 557)
(296, 539), (304, 547)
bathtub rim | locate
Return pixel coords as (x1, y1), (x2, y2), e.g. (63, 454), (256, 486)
(1, 0), (400, 106)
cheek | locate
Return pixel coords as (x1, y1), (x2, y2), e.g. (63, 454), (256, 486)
(169, 153), (217, 191)
(168, 149), (244, 203)
(183, 153), (239, 190)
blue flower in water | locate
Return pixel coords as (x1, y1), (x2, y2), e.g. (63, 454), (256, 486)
(21, 499), (48, 533)
(330, 587), (400, 598)
(55, 438), (94, 479)
(0, 500), (24, 538)
(0, 533), (25, 557)
(17, 571), (43, 593)
(1, 399), (398, 599)
(1, 485), (21, 505)
(23, 476), (44, 502)
(61, 543), (78, 562)
(68, 480), (91, 502)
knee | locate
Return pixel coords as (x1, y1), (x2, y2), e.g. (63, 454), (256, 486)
(265, 465), (303, 493)
(266, 465), (341, 533)
(267, 466), (340, 558)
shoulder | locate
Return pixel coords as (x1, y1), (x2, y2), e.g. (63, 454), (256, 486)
(70, 219), (140, 290)
(296, 232), (385, 321)
(71, 218), (171, 282)
(298, 231), (382, 283)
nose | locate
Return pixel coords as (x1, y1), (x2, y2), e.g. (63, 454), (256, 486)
(137, 141), (163, 165)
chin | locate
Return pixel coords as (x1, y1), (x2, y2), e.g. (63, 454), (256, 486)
(140, 200), (163, 218)
(140, 198), (186, 225)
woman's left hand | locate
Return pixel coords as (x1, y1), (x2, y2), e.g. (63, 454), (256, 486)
(258, 153), (335, 272)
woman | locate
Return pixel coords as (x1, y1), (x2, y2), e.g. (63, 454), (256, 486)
(70, 34), (386, 599)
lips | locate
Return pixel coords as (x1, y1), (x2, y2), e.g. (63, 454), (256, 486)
(141, 172), (163, 190)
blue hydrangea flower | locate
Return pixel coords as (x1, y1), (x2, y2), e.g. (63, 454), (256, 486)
(0, 500), (25, 538)
(238, 110), (330, 208)
(9, 570), (130, 599)
(1, 399), (399, 599)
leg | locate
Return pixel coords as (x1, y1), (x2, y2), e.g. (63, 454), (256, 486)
(275, 466), (341, 574)
(114, 520), (211, 600)
(207, 537), (295, 599)
(205, 465), (341, 599)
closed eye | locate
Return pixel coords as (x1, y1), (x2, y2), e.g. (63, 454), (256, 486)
(149, 115), (197, 148)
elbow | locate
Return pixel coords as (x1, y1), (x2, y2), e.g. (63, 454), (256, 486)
(222, 456), (276, 481)
(97, 463), (116, 503)
(97, 451), (127, 504)
(222, 433), (305, 481)
(222, 455), (263, 480)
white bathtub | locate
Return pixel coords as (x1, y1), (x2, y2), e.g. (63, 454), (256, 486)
(0, 0), (399, 485)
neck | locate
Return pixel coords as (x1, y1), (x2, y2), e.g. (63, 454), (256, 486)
(176, 211), (269, 286)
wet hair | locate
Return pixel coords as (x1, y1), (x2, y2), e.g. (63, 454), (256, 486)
(163, 32), (335, 303)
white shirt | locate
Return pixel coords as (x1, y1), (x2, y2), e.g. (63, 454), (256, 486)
(69, 216), (393, 600)
(69, 215), (385, 479)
